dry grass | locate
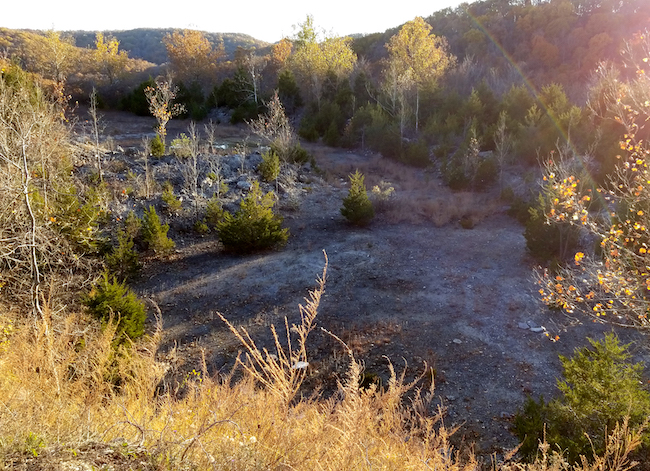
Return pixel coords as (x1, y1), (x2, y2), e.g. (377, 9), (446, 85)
(316, 151), (502, 226)
(0, 260), (644, 471)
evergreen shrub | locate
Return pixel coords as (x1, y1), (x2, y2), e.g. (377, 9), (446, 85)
(341, 170), (374, 226)
(258, 149), (280, 182)
(401, 140), (430, 168)
(83, 272), (146, 344)
(216, 182), (288, 253)
(151, 134), (165, 157)
(141, 206), (175, 255)
(524, 194), (579, 261)
(105, 229), (140, 281)
(161, 181), (182, 215)
(513, 334), (650, 463)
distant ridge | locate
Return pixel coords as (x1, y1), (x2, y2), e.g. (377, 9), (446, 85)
(67, 28), (270, 65)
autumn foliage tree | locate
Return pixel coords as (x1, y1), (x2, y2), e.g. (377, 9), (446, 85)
(93, 32), (128, 84)
(30, 30), (77, 83)
(290, 15), (357, 109)
(385, 17), (455, 133)
(163, 29), (223, 84)
(538, 40), (650, 328)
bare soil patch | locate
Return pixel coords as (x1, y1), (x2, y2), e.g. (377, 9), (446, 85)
(85, 111), (649, 458)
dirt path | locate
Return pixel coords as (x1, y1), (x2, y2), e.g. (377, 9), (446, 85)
(136, 182), (648, 456)
(85, 112), (649, 457)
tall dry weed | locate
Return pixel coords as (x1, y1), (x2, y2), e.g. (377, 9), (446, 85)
(0, 261), (643, 470)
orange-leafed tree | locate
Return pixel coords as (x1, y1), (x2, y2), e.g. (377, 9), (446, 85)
(163, 29), (224, 83)
(537, 38), (650, 328)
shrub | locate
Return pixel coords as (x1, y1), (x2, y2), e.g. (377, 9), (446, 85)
(277, 69), (303, 114)
(401, 140), (430, 168)
(524, 193), (579, 262)
(120, 78), (155, 116)
(216, 182), (288, 253)
(371, 181), (395, 213)
(513, 334), (650, 463)
(258, 149), (280, 182)
(82, 272), (146, 344)
(161, 181), (182, 215)
(151, 134), (165, 157)
(104, 229), (140, 281)
(286, 143), (312, 165)
(341, 170), (374, 226)
(123, 210), (142, 240)
(231, 102), (260, 124)
(193, 219), (209, 235)
(141, 206), (175, 255)
(175, 80), (207, 120)
(205, 195), (224, 226)
(170, 133), (192, 158)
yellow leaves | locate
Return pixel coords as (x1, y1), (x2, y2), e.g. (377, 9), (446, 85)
(574, 252), (584, 264)
(638, 210), (645, 216)
(640, 247), (647, 254)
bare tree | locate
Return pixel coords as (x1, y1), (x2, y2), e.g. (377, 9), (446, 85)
(141, 136), (152, 199)
(89, 87), (104, 182)
(0, 67), (96, 314)
(180, 122), (201, 218)
(493, 111), (512, 189)
(145, 76), (185, 148)
(248, 91), (297, 161)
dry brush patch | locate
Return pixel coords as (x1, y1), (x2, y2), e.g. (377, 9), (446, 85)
(0, 236), (645, 471)
(0, 261), (478, 471)
(313, 149), (502, 226)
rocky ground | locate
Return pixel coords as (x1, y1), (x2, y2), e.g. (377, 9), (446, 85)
(77, 110), (650, 458)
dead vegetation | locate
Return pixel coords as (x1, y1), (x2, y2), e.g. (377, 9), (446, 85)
(0, 257), (645, 470)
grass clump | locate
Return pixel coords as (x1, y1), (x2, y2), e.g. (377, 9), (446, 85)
(341, 170), (374, 226)
(216, 181), (288, 253)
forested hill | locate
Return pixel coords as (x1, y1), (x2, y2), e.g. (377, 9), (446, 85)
(69, 29), (268, 65)
(352, 0), (650, 100)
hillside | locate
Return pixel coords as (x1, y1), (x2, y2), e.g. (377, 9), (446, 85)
(69, 28), (270, 64)
(2, 0), (650, 468)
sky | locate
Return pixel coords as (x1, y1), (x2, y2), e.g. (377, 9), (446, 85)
(3, 0), (468, 43)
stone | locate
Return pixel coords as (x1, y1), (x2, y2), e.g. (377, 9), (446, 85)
(236, 180), (252, 191)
